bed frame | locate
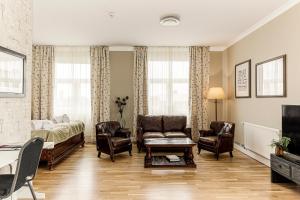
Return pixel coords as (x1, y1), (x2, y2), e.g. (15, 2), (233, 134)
(40, 132), (85, 170)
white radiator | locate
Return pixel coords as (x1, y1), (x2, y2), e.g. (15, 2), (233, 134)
(243, 122), (280, 159)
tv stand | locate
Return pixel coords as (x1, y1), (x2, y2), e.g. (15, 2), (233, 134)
(271, 153), (300, 185)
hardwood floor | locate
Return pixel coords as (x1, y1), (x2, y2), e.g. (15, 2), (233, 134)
(34, 144), (300, 200)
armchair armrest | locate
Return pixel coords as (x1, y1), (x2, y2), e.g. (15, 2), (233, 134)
(199, 129), (216, 137)
(96, 132), (112, 139)
(115, 129), (131, 138)
(216, 133), (234, 150)
(136, 127), (144, 142)
(184, 128), (192, 139)
(95, 132), (113, 151)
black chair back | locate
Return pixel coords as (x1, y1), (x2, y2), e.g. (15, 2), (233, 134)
(12, 137), (44, 192)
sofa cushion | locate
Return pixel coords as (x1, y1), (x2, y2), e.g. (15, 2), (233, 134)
(199, 136), (218, 145)
(141, 116), (163, 132)
(164, 132), (187, 138)
(111, 137), (131, 147)
(143, 132), (165, 139)
(163, 116), (186, 132)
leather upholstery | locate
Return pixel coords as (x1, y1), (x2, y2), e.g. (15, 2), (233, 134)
(96, 121), (132, 161)
(143, 132), (165, 139)
(163, 116), (186, 132)
(140, 115), (163, 132)
(111, 137), (131, 147)
(97, 121), (121, 136)
(164, 132), (187, 138)
(198, 121), (235, 160)
(198, 136), (218, 145)
(136, 115), (190, 151)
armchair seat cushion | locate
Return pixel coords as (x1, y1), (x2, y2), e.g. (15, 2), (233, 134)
(199, 136), (218, 145)
(143, 132), (165, 139)
(164, 132), (187, 138)
(111, 137), (131, 147)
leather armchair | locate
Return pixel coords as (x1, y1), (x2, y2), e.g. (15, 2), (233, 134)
(198, 121), (235, 160)
(96, 121), (132, 162)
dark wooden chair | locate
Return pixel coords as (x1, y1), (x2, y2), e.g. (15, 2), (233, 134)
(198, 121), (235, 160)
(95, 121), (132, 162)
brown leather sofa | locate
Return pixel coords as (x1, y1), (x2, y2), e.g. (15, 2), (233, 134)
(198, 121), (235, 160)
(96, 121), (132, 162)
(136, 115), (191, 152)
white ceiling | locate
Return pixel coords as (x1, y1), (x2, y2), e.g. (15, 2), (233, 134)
(33, 0), (292, 48)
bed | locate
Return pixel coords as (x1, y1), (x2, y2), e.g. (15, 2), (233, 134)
(31, 121), (85, 170)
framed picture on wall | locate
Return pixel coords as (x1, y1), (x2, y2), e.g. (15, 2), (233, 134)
(256, 55), (286, 98)
(0, 46), (26, 97)
(235, 60), (251, 98)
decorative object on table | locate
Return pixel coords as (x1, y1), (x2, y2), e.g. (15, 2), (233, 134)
(271, 136), (291, 157)
(235, 60), (251, 98)
(207, 87), (225, 121)
(166, 155), (180, 162)
(256, 55), (286, 97)
(0, 46), (26, 97)
(115, 96), (129, 128)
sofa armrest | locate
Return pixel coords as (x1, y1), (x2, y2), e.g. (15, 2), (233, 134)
(199, 129), (216, 137)
(184, 128), (192, 139)
(115, 129), (131, 138)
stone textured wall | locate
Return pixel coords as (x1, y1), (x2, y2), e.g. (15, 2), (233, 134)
(0, 0), (32, 143)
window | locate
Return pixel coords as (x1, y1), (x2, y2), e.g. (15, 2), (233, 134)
(148, 47), (189, 116)
(53, 47), (91, 134)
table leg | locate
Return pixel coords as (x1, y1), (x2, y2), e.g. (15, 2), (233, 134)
(146, 147), (152, 160)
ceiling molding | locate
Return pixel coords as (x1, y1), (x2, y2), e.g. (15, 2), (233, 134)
(209, 46), (227, 52)
(109, 46), (226, 52)
(225, 0), (300, 49)
(109, 46), (134, 51)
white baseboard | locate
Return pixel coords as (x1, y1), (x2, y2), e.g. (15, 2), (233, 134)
(234, 143), (270, 167)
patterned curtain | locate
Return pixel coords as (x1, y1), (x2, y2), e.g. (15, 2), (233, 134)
(32, 45), (55, 120)
(189, 46), (210, 141)
(90, 46), (111, 141)
(133, 47), (148, 138)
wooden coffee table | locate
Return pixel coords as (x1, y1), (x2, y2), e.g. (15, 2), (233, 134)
(144, 138), (196, 168)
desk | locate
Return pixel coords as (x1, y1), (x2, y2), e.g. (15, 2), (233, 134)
(0, 150), (45, 200)
(0, 150), (19, 172)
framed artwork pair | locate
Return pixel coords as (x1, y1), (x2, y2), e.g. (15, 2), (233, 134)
(235, 55), (286, 98)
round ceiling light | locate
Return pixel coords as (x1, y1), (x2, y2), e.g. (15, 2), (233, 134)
(160, 16), (180, 26)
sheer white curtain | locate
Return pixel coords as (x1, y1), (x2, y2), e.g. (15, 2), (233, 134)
(147, 47), (189, 117)
(54, 47), (92, 136)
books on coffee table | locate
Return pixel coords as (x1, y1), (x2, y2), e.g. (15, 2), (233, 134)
(166, 155), (180, 162)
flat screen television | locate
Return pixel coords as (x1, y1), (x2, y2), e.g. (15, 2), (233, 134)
(282, 105), (300, 156)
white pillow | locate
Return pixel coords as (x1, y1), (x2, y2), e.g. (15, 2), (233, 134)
(62, 114), (70, 123)
(52, 115), (64, 123)
(31, 120), (43, 130)
(42, 120), (54, 130)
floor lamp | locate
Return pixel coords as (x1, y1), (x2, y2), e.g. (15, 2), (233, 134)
(207, 87), (225, 121)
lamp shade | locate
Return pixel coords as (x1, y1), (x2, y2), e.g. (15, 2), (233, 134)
(207, 87), (225, 100)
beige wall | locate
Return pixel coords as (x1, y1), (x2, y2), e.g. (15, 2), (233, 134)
(110, 51), (134, 132)
(109, 51), (223, 130)
(224, 4), (300, 144)
(209, 52), (223, 122)
(0, 0), (32, 143)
